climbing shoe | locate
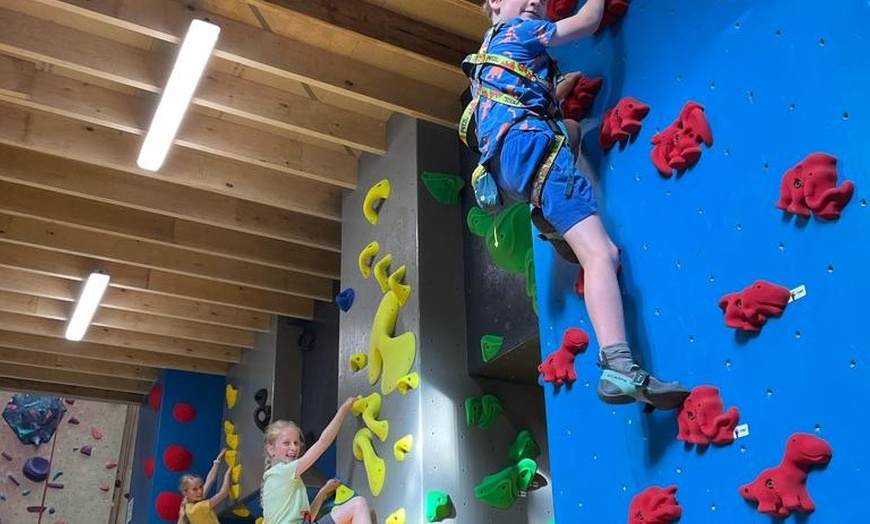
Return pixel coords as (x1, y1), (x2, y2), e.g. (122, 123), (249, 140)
(597, 351), (690, 410)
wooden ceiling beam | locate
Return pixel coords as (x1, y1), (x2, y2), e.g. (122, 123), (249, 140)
(0, 211), (334, 301)
(0, 311), (242, 362)
(0, 329), (228, 375)
(0, 376), (145, 404)
(0, 178), (340, 279)
(0, 8), (385, 159)
(21, 0), (461, 126)
(0, 362), (149, 394)
(0, 345), (159, 382)
(253, 0), (477, 66)
(0, 289), (257, 348)
(0, 144), (341, 250)
(0, 243), (316, 318)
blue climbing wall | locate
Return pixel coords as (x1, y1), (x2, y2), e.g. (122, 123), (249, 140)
(538, 1), (868, 522)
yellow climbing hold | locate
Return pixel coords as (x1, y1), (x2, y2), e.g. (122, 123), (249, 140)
(368, 291), (416, 395)
(350, 353), (368, 372)
(223, 420), (235, 436)
(335, 484), (355, 504)
(225, 384), (238, 409)
(224, 450), (237, 468)
(255, 518), (264, 524)
(396, 372), (419, 395)
(352, 428), (386, 496)
(225, 433), (239, 450)
(385, 508), (406, 524)
(352, 393), (389, 442)
(231, 464), (242, 483)
(393, 435), (414, 462)
(358, 241), (380, 279)
(231, 505), (251, 517)
(229, 483), (240, 500)
(373, 254), (392, 293)
(363, 179), (391, 225)
(388, 266), (411, 306)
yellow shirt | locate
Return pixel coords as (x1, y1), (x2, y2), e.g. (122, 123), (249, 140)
(262, 461), (310, 524)
(184, 500), (220, 524)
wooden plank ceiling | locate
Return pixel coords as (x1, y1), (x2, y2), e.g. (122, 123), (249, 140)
(0, 0), (487, 403)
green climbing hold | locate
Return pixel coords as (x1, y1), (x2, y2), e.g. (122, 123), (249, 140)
(422, 172), (465, 204)
(508, 429), (540, 463)
(467, 203), (532, 274)
(425, 490), (452, 522)
(464, 397), (482, 426)
(480, 335), (504, 362)
(466, 206), (493, 237)
(474, 458), (538, 509)
(524, 249), (537, 315)
(478, 394), (503, 430)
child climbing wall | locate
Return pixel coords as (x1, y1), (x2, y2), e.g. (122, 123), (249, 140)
(536, 1), (867, 522)
(0, 390), (130, 524)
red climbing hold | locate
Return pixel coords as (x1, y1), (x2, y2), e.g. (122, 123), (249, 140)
(100, 484), (110, 492)
(719, 280), (791, 331)
(91, 426), (103, 440)
(68, 417), (80, 425)
(143, 456), (155, 478)
(600, 97), (650, 150)
(106, 461), (118, 469)
(561, 75), (603, 121)
(147, 383), (163, 411)
(677, 385), (740, 445)
(538, 327), (589, 385)
(79, 445), (93, 457)
(739, 433), (832, 517)
(651, 101), (713, 177)
(628, 485), (682, 524)
(163, 444), (193, 472)
(596, 0), (630, 34)
(155, 491), (184, 521)
(546, 0), (578, 21)
(776, 152), (855, 220)
(172, 402), (197, 423)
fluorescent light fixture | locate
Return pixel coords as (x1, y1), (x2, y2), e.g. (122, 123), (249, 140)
(137, 19), (220, 171)
(65, 272), (111, 341)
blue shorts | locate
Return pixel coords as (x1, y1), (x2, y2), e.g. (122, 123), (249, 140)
(490, 126), (597, 235)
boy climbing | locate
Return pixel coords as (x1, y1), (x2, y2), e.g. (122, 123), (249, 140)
(463, 0), (690, 409)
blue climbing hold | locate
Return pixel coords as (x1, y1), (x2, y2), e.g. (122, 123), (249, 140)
(335, 288), (355, 312)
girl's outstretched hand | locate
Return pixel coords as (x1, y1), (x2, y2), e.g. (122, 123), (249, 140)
(340, 396), (355, 413)
(215, 448), (227, 461)
(324, 478), (342, 493)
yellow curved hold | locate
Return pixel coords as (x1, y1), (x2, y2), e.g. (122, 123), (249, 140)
(385, 508), (406, 524)
(396, 372), (419, 395)
(352, 392), (390, 442)
(350, 353), (368, 372)
(352, 428), (386, 496)
(223, 420), (235, 436)
(256, 517), (264, 524)
(231, 505), (251, 517)
(373, 254), (393, 293)
(224, 450), (237, 468)
(393, 435), (413, 462)
(363, 179), (391, 225)
(358, 241), (380, 279)
(225, 384), (238, 409)
(388, 265), (411, 306)
(231, 464), (242, 483)
(368, 291), (417, 395)
(335, 484), (355, 504)
(229, 483), (240, 500)
(225, 433), (239, 450)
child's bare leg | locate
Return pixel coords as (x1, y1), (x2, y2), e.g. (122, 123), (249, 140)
(330, 496), (371, 524)
(563, 215), (689, 410)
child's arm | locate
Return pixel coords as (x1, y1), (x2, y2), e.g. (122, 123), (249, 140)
(555, 72), (582, 100)
(308, 478), (342, 520)
(177, 503), (187, 524)
(296, 397), (355, 476)
(549, 0), (606, 47)
(202, 449), (227, 495)
(206, 467), (233, 509)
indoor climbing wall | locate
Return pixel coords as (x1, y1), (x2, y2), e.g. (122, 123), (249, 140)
(0, 390), (128, 524)
(536, 1), (867, 522)
(337, 116), (549, 523)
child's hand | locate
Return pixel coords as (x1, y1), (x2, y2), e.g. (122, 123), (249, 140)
(216, 448), (227, 461)
(340, 397), (355, 413)
(556, 72), (583, 100)
(324, 478), (342, 493)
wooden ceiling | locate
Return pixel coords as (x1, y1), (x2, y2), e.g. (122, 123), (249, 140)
(0, 0), (487, 403)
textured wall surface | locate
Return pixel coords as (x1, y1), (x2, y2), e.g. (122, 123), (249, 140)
(537, 1), (868, 522)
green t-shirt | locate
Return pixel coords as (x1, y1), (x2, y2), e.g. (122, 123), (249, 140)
(262, 461), (310, 524)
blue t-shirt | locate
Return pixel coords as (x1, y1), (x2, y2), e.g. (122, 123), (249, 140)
(472, 17), (559, 164)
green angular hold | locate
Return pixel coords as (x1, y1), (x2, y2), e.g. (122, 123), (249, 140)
(464, 397), (482, 426)
(425, 490), (452, 522)
(422, 172), (465, 205)
(466, 203), (532, 274)
(478, 394), (503, 430)
(466, 206), (493, 237)
(508, 429), (540, 463)
(474, 458), (538, 509)
(524, 248), (537, 315)
(480, 334), (504, 362)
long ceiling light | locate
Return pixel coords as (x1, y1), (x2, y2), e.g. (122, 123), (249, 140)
(65, 272), (111, 342)
(136, 19), (221, 171)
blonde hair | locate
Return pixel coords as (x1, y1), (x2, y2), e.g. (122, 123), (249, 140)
(179, 474), (202, 493)
(263, 420), (304, 470)
(481, 1), (493, 21)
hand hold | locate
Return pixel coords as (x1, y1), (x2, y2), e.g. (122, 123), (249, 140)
(596, 0), (631, 33)
(561, 75), (603, 121)
(388, 265), (411, 306)
(393, 435), (414, 462)
(368, 291), (416, 395)
(373, 254), (393, 293)
(352, 393), (389, 442)
(425, 491), (453, 522)
(358, 241), (380, 279)
(396, 372), (419, 395)
(225, 384), (238, 409)
(546, 0), (578, 21)
(352, 428), (386, 496)
(776, 152), (855, 220)
(538, 327), (589, 385)
(719, 280), (791, 331)
(349, 353), (367, 372)
(362, 179), (391, 225)
(628, 485), (682, 524)
(677, 385), (740, 445)
(386, 507), (407, 524)
(600, 96), (650, 150)
(651, 101), (713, 177)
